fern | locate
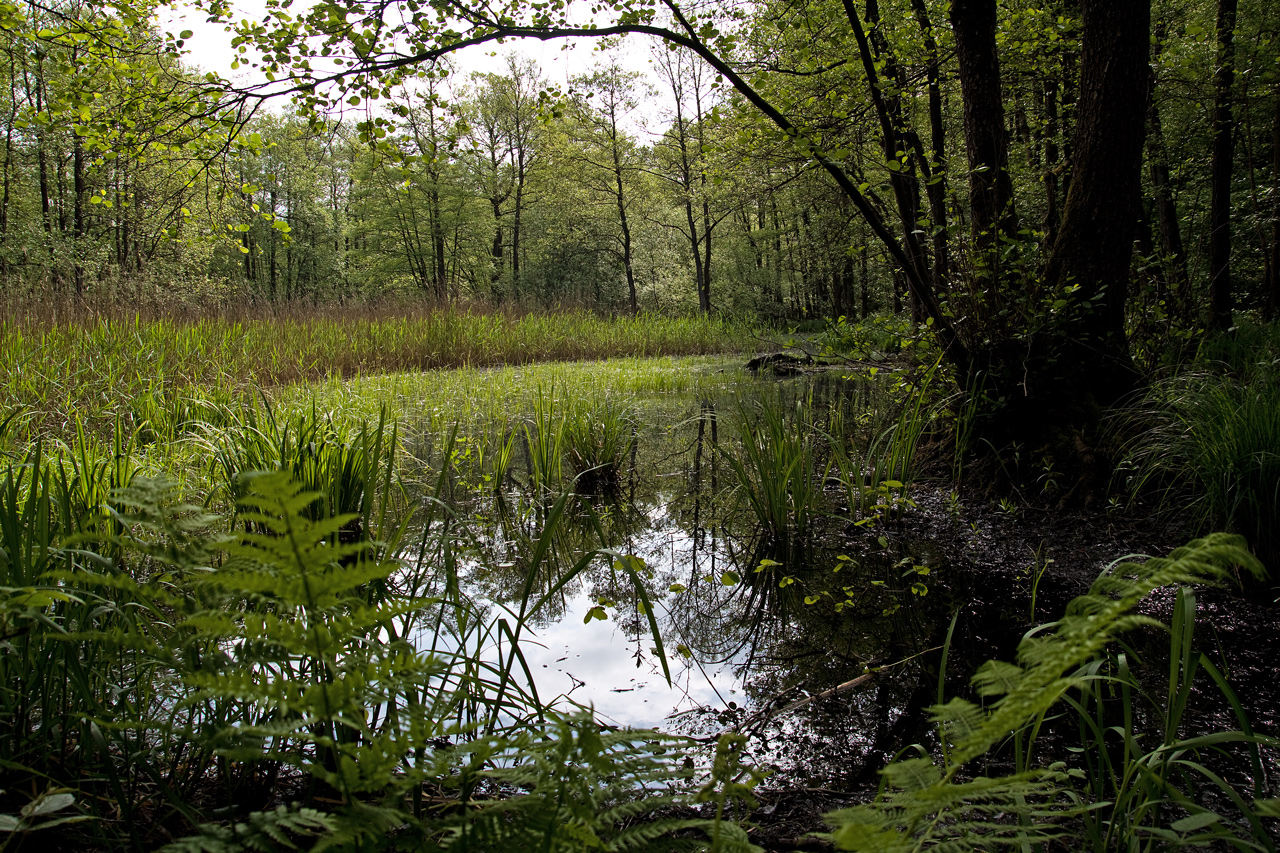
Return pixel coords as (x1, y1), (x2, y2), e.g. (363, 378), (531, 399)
(427, 716), (762, 853)
(160, 806), (335, 853)
(824, 533), (1272, 852)
(143, 472), (762, 852)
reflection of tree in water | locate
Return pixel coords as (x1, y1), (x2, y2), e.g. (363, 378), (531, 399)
(404, 375), (960, 761)
(736, 535), (952, 788)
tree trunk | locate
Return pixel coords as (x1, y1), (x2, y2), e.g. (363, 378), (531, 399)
(844, 0), (931, 304)
(950, 0), (1018, 254)
(1146, 30), (1189, 318)
(1268, 88), (1280, 318)
(72, 135), (86, 296)
(1042, 0), (1149, 408)
(910, 0), (949, 291)
(1209, 0), (1237, 330)
(512, 155), (524, 302)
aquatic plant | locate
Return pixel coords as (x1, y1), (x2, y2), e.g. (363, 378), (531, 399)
(206, 401), (405, 557)
(824, 533), (1279, 851)
(563, 397), (638, 493)
(722, 393), (821, 546)
(521, 389), (567, 495)
(826, 362), (937, 523)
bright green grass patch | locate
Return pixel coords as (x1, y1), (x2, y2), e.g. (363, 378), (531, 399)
(289, 354), (745, 430)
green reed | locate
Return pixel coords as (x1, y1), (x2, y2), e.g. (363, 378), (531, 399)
(563, 397), (639, 493)
(1, 305), (748, 445)
(722, 392), (822, 546)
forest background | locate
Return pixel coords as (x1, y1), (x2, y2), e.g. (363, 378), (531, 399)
(2, 0), (1273, 337)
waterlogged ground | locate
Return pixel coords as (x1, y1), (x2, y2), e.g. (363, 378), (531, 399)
(329, 354), (1280, 800)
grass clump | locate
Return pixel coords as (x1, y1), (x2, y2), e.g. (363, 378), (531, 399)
(723, 393), (822, 547)
(1122, 372), (1280, 570)
(563, 398), (639, 493)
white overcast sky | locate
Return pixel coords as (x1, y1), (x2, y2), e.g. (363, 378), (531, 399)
(159, 0), (667, 133)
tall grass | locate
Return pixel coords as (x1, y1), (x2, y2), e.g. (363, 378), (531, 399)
(1121, 373), (1280, 569)
(0, 305), (750, 443)
(0, 401), (762, 851)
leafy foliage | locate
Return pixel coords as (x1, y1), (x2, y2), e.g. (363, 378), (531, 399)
(824, 533), (1278, 851)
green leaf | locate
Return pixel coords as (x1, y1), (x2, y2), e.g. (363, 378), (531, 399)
(719, 570), (740, 586)
(1170, 811), (1221, 833)
(22, 793), (75, 818)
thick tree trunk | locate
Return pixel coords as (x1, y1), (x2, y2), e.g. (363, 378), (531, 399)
(1209, 0), (1237, 329)
(1042, 0), (1149, 407)
(490, 197), (504, 294)
(950, 0), (1018, 253)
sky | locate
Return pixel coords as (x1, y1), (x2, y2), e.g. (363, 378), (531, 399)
(159, 0), (667, 132)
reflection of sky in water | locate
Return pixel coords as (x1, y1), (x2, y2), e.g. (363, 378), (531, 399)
(517, 588), (741, 729)
(468, 494), (752, 730)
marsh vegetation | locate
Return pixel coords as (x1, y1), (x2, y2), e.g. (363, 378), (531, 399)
(1, 307), (1277, 852)
(4, 0), (1280, 845)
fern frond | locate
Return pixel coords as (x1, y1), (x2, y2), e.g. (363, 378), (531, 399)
(825, 534), (1262, 852)
(161, 805), (335, 853)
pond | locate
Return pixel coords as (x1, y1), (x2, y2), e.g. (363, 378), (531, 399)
(357, 354), (1280, 791)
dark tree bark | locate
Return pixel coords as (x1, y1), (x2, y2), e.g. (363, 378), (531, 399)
(949, 0), (1018, 252)
(910, 0), (950, 291)
(1042, 74), (1061, 248)
(843, 0), (932, 309)
(1042, 0), (1150, 407)
(1209, 0), (1237, 330)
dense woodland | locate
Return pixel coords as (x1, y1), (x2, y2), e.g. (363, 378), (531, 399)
(1, 0), (1276, 329)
